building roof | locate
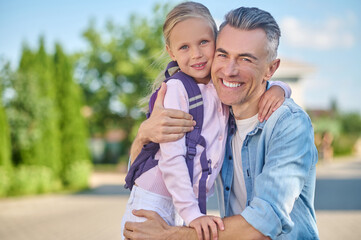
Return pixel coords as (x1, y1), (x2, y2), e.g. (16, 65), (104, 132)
(273, 58), (315, 79)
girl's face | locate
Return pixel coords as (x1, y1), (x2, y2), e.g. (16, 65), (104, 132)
(166, 17), (216, 84)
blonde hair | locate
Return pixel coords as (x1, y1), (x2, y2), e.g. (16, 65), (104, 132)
(140, 1), (217, 112)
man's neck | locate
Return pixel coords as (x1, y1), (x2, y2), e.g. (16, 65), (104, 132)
(232, 101), (258, 120)
(232, 86), (266, 120)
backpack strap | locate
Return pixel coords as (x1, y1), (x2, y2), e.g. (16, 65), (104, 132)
(125, 61), (181, 190)
(170, 65), (210, 214)
(124, 142), (159, 190)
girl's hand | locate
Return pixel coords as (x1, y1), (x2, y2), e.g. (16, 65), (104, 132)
(258, 85), (285, 122)
(189, 215), (224, 240)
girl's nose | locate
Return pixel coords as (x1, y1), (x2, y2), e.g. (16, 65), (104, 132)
(192, 47), (203, 59)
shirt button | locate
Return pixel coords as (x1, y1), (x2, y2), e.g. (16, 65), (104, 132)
(225, 186), (230, 191)
(214, 163), (219, 168)
(218, 136), (223, 141)
(218, 107), (222, 112)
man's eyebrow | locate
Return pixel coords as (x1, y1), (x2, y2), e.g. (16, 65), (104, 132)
(216, 48), (258, 61)
(216, 48), (228, 54)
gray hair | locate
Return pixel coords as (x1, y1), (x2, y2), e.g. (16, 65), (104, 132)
(219, 7), (281, 61)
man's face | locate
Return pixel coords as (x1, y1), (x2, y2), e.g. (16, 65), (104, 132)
(211, 25), (274, 108)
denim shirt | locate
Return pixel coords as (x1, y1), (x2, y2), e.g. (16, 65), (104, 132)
(216, 97), (319, 239)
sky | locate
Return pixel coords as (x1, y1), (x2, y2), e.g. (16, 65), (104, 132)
(1, 0), (361, 114)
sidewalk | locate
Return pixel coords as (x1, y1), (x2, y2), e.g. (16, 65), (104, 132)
(0, 157), (360, 240)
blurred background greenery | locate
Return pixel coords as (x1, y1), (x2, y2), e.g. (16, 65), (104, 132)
(1, 2), (361, 197)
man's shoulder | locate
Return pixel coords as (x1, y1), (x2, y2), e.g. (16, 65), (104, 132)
(279, 98), (306, 114)
(265, 98), (312, 128)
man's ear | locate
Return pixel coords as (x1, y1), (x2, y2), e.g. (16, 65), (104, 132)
(166, 45), (177, 61)
(264, 59), (280, 81)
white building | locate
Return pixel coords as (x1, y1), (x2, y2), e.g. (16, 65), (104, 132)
(271, 59), (315, 108)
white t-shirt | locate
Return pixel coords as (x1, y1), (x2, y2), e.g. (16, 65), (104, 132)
(229, 114), (259, 215)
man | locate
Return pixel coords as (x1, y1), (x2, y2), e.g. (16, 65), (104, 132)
(124, 6), (319, 240)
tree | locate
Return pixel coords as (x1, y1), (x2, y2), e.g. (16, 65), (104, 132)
(7, 45), (45, 167)
(53, 44), (91, 187)
(34, 38), (62, 175)
(0, 63), (12, 170)
(0, 83), (12, 196)
(341, 113), (361, 136)
(75, 3), (172, 161)
(6, 39), (61, 175)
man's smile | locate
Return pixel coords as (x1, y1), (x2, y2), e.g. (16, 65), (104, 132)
(222, 79), (243, 88)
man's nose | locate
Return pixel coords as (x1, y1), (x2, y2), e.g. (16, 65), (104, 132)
(224, 60), (238, 76)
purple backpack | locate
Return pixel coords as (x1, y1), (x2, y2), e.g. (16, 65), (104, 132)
(124, 61), (211, 214)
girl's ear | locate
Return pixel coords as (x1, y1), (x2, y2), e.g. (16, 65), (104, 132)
(166, 45), (177, 61)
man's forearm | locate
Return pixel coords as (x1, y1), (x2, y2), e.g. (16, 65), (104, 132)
(166, 226), (198, 240)
(164, 215), (269, 240)
(218, 215), (270, 240)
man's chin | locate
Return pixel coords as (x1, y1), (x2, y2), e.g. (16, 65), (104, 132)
(218, 95), (240, 107)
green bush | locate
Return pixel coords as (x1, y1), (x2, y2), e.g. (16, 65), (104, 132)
(10, 165), (59, 196)
(63, 161), (92, 190)
(0, 167), (11, 197)
(0, 85), (12, 171)
(333, 134), (358, 156)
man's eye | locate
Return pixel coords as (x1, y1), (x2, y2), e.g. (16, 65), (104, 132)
(242, 58), (251, 62)
(180, 45), (188, 50)
(217, 53), (227, 58)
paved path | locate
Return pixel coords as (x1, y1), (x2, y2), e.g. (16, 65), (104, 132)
(0, 157), (361, 240)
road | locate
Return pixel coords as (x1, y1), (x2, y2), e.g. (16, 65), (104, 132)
(0, 157), (360, 240)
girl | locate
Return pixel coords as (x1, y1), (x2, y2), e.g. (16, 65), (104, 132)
(121, 2), (291, 240)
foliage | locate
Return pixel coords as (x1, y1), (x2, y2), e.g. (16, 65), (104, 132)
(9, 165), (60, 196)
(74, 3), (173, 160)
(312, 111), (361, 157)
(6, 41), (62, 175)
(0, 167), (11, 197)
(53, 44), (91, 185)
(0, 82), (12, 171)
(333, 134), (358, 156)
(340, 113), (361, 136)
(332, 113), (361, 156)
(63, 161), (92, 190)
(1, 38), (92, 197)
(313, 117), (342, 137)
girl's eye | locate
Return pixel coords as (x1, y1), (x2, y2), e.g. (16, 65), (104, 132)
(200, 40), (209, 45)
(180, 45), (188, 50)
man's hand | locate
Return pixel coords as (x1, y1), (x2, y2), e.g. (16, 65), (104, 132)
(123, 209), (180, 240)
(130, 82), (195, 163)
(138, 82), (195, 144)
(258, 85), (285, 122)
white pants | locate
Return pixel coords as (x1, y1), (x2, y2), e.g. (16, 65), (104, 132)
(121, 186), (183, 239)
